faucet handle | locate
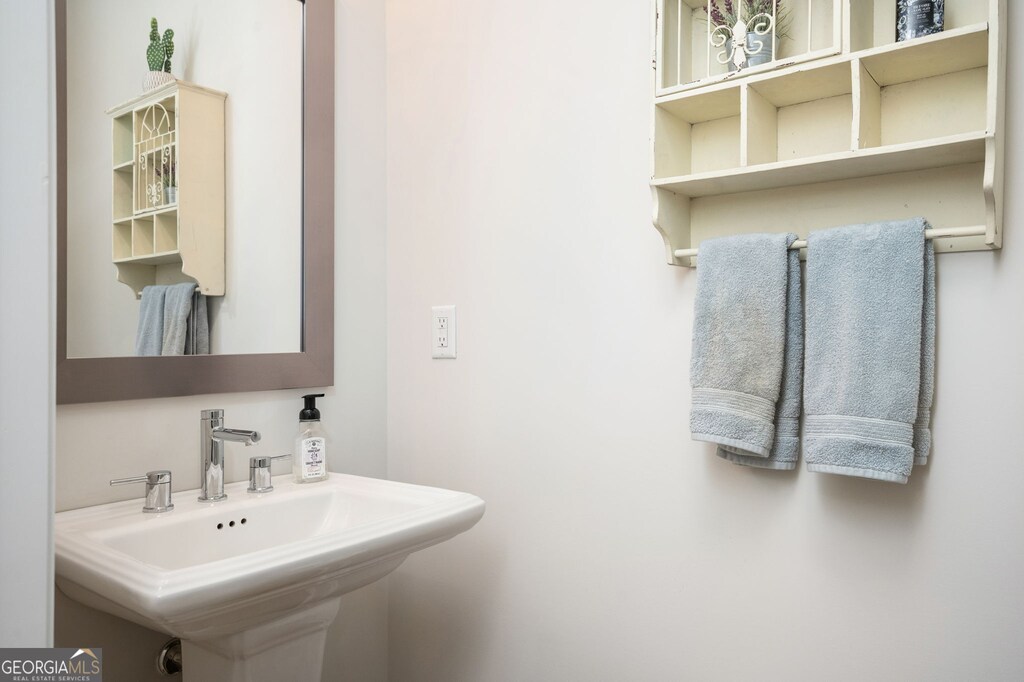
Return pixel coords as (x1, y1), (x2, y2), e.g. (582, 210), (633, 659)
(110, 470), (174, 513)
(201, 408), (224, 420)
(248, 454), (292, 494)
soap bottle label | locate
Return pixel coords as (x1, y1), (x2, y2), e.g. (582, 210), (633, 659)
(897, 0), (943, 41)
(301, 437), (325, 479)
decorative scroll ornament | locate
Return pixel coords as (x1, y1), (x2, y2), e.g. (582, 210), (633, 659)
(147, 182), (163, 206)
(709, 9), (774, 71)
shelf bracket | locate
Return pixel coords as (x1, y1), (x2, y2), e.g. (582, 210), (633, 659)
(651, 187), (692, 267)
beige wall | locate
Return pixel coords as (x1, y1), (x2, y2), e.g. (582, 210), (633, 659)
(53, 0), (389, 680)
(384, 1), (1024, 680)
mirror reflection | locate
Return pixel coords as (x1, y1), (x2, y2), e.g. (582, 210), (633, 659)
(65, 0), (302, 358)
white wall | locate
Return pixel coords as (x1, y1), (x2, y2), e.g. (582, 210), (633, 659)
(54, 0), (388, 680)
(0, 0), (56, 649)
(65, 0), (302, 357)
(384, 2), (1024, 680)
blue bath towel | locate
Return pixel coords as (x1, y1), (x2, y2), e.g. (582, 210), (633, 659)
(803, 218), (935, 483)
(690, 233), (798, 464)
(717, 235), (803, 470)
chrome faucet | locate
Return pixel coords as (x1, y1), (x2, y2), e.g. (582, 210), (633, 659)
(199, 409), (261, 502)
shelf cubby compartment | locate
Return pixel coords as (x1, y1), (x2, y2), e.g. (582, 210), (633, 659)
(131, 216), (155, 258)
(746, 61), (853, 165)
(154, 210), (178, 253)
(654, 85), (741, 179)
(112, 167), (133, 222)
(112, 113), (133, 167)
(847, 0), (990, 52)
(112, 220), (133, 261)
(656, 0), (842, 95)
(854, 24), (989, 150)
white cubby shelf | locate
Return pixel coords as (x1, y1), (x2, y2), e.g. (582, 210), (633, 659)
(107, 80), (226, 296)
(651, 0), (1005, 266)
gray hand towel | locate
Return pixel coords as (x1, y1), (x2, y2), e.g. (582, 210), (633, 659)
(161, 283), (209, 355)
(915, 245), (936, 465)
(158, 282), (206, 356)
(135, 285), (167, 356)
(690, 232), (798, 461)
(161, 283), (195, 355)
(717, 237), (803, 470)
(803, 218), (935, 483)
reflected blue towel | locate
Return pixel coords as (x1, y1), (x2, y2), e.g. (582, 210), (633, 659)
(135, 286), (167, 356)
(690, 232), (799, 467)
(135, 283), (209, 356)
(162, 283), (208, 355)
(803, 218), (936, 483)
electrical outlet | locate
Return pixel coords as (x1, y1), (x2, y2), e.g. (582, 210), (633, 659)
(432, 305), (456, 359)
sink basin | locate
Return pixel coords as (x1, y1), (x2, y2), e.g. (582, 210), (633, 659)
(55, 473), (484, 681)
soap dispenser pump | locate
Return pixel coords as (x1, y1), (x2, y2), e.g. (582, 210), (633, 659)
(294, 393), (329, 483)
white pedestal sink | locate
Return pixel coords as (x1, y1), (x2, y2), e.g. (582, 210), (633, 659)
(55, 474), (485, 681)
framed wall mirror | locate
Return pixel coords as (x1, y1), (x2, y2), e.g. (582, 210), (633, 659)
(56, 0), (333, 403)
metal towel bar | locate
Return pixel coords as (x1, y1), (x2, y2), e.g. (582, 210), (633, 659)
(672, 225), (987, 260)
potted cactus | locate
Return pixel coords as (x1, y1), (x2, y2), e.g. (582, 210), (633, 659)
(143, 18), (175, 91)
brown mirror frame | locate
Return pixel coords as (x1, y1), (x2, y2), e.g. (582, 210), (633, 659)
(55, 0), (334, 404)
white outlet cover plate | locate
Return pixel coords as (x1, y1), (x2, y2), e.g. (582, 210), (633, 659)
(432, 305), (456, 359)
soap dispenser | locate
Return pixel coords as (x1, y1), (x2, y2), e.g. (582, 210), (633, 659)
(294, 393), (329, 483)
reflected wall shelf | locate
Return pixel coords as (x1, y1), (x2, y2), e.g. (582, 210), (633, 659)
(107, 80), (226, 295)
(651, 1), (1005, 266)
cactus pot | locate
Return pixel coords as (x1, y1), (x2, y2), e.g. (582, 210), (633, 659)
(144, 71), (175, 91)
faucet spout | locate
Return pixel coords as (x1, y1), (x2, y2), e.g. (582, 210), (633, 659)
(199, 410), (260, 502)
(212, 428), (261, 445)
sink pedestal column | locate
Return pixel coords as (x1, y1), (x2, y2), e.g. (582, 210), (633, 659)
(181, 597), (342, 682)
